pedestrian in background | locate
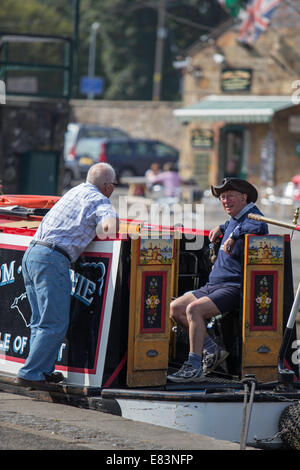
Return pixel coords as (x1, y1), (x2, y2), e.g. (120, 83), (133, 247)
(145, 162), (161, 189)
(149, 162), (181, 198)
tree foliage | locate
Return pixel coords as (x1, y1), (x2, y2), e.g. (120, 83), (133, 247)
(0, 0), (228, 100)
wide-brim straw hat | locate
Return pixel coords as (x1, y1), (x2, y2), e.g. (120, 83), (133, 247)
(211, 178), (258, 203)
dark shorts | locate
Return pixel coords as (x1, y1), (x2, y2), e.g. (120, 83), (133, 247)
(192, 283), (241, 314)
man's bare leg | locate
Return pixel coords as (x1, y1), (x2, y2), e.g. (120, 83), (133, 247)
(167, 295), (223, 382)
(169, 292), (195, 331)
(170, 292), (220, 352)
(186, 296), (221, 356)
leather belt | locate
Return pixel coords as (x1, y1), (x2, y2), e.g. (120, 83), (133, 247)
(30, 240), (71, 262)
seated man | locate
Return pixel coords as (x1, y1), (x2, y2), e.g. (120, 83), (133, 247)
(168, 178), (268, 383)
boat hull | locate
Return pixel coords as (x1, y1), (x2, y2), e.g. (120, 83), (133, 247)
(102, 388), (292, 448)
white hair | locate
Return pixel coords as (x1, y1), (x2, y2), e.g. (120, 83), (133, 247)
(86, 163), (116, 188)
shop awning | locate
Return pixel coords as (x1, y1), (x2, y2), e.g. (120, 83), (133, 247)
(174, 95), (296, 124)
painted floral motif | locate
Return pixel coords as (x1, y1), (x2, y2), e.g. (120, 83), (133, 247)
(145, 277), (160, 326)
(255, 276), (272, 324)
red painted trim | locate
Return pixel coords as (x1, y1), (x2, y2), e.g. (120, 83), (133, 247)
(102, 352), (127, 388)
(0, 243), (27, 251)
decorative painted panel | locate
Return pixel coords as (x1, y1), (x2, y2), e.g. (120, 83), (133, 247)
(138, 238), (173, 265)
(250, 271), (278, 331)
(246, 235), (284, 265)
(242, 234), (285, 382)
(140, 271), (167, 333)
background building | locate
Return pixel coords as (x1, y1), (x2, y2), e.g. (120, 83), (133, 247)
(174, 2), (300, 190)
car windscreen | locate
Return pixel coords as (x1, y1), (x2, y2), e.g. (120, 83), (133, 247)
(109, 129), (129, 138)
(78, 127), (129, 139)
(106, 141), (133, 157)
(75, 138), (101, 159)
(78, 128), (112, 139)
(152, 142), (178, 158)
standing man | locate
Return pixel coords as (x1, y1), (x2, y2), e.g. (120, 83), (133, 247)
(16, 163), (119, 390)
(168, 178), (268, 383)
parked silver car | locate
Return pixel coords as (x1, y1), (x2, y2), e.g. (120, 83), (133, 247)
(63, 123), (129, 186)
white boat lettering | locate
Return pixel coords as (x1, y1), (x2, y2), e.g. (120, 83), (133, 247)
(0, 332), (11, 351)
(0, 332), (28, 355)
(0, 261), (16, 286)
(69, 262), (106, 306)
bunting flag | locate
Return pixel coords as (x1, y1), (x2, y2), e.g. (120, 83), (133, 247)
(237, 0), (282, 44)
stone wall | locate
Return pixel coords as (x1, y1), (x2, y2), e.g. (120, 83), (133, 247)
(69, 99), (183, 150)
(69, 99), (300, 189)
(4, 97), (296, 196)
(272, 107), (300, 185)
(0, 98), (185, 195)
(176, 10), (300, 188)
(183, 11), (300, 106)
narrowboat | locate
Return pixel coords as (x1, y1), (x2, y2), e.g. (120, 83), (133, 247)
(0, 194), (300, 450)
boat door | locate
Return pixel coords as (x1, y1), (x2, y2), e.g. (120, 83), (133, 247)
(126, 230), (179, 387)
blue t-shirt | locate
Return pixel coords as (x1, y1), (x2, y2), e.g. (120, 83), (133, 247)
(208, 203), (268, 286)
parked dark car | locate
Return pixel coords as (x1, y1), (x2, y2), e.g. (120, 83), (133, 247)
(63, 123), (130, 186)
(64, 137), (179, 184)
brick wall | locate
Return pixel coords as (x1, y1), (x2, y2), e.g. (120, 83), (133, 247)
(0, 98), (185, 194)
(182, 28), (299, 107)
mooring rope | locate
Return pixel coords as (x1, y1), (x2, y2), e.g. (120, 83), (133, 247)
(240, 376), (256, 450)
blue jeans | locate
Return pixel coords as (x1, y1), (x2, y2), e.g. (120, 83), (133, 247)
(18, 243), (71, 381)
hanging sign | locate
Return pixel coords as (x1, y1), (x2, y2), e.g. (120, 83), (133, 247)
(191, 129), (214, 149)
(221, 68), (252, 92)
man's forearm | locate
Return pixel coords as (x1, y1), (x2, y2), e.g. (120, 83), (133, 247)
(96, 217), (119, 238)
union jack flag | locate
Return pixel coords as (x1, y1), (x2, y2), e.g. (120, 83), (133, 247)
(238, 0), (282, 44)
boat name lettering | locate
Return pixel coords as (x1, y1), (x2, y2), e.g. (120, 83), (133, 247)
(0, 331), (66, 361)
(0, 261), (16, 287)
(69, 261), (106, 307)
(0, 332), (28, 354)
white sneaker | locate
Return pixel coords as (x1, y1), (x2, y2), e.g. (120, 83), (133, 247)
(167, 361), (204, 383)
